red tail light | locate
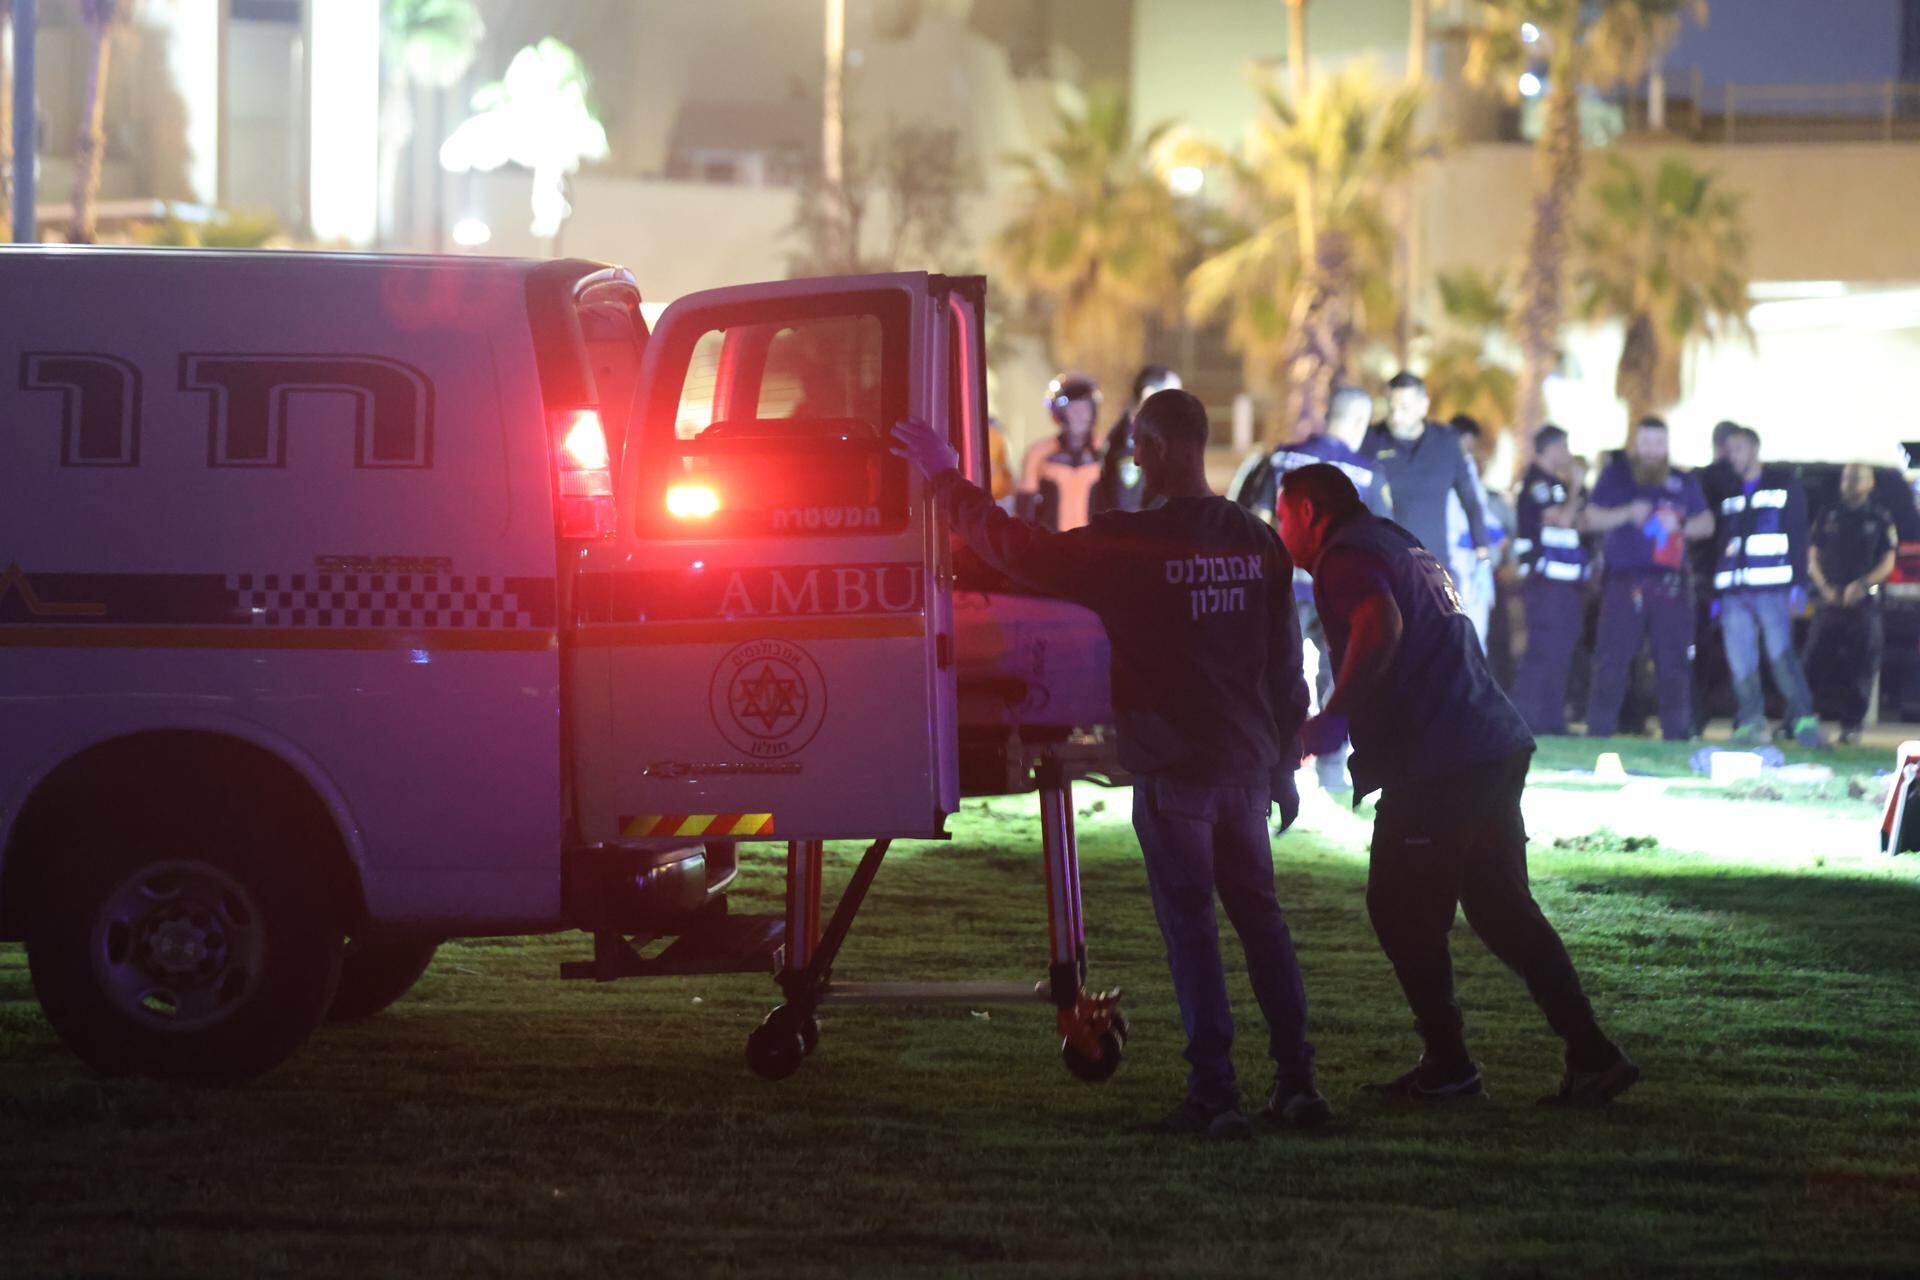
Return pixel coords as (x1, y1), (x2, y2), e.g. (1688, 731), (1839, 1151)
(553, 408), (615, 538)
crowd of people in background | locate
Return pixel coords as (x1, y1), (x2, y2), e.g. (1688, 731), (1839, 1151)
(993, 366), (1905, 762)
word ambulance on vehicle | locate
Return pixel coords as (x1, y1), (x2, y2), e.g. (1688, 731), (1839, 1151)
(0, 248), (1120, 1081)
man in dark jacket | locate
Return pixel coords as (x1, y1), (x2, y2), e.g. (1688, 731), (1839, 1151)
(893, 390), (1323, 1139)
(1361, 372), (1488, 580)
(1509, 425), (1590, 734)
(1806, 463), (1901, 743)
(1091, 364), (1181, 517)
(1275, 462), (1638, 1108)
(1714, 426), (1825, 748)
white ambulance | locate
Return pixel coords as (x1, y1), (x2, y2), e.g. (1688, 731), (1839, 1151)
(0, 248), (1113, 1078)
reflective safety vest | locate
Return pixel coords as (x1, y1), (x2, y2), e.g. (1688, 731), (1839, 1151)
(1514, 466), (1589, 584)
(1713, 468), (1803, 592)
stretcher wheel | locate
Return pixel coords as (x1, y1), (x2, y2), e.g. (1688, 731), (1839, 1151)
(746, 1016), (806, 1081)
(1060, 1026), (1125, 1083)
(1109, 1009), (1131, 1046)
(766, 1003), (820, 1056)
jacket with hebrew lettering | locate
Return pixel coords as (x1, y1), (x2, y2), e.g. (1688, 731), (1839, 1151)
(931, 468), (1310, 783)
(1712, 463), (1809, 595)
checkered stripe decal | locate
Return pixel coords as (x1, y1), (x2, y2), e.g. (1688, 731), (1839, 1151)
(227, 573), (537, 629)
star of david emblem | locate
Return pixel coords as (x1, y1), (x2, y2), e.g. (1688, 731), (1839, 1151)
(709, 641), (828, 757)
(732, 662), (805, 734)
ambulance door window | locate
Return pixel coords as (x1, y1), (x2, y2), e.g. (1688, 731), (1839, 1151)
(642, 292), (910, 538)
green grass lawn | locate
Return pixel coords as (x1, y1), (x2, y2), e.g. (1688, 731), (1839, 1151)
(5, 764), (1920, 1278)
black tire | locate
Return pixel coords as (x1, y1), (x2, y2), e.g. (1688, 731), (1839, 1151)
(1061, 1026), (1125, 1084)
(326, 934), (439, 1023)
(25, 808), (344, 1080)
(745, 1016), (806, 1080)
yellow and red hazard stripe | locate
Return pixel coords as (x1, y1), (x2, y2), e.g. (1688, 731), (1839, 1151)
(620, 813), (775, 839)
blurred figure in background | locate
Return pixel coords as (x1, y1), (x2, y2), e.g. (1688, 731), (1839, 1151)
(1804, 462), (1899, 743)
(1509, 426), (1590, 734)
(987, 414), (1015, 509)
(1093, 365), (1181, 517)
(1018, 373), (1103, 532)
(1363, 373), (1488, 580)
(1583, 418), (1713, 740)
(1230, 384), (1388, 794)
(1446, 414), (1510, 657)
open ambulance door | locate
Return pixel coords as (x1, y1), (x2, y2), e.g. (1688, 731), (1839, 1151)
(572, 273), (985, 843)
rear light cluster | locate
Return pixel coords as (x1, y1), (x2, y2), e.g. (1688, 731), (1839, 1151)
(554, 408), (616, 538)
(666, 482), (720, 520)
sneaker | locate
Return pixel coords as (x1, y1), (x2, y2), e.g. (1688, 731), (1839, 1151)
(1539, 1046), (1641, 1108)
(1727, 723), (1766, 747)
(1263, 1083), (1333, 1129)
(1153, 1097), (1254, 1140)
(1838, 728), (1862, 746)
(1363, 1057), (1489, 1103)
(1792, 716), (1830, 750)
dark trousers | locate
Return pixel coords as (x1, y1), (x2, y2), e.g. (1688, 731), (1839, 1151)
(1804, 601), (1883, 731)
(1511, 578), (1583, 734)
(1587, 574), (1695, 739)
(1366, 751), (1610, 1069)
(1132, 776), (1314, 1107)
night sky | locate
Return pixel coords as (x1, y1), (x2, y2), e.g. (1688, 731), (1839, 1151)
(1664, 0), (1907, 85)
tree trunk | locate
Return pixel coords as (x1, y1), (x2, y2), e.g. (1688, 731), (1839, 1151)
(1395, 0), (1425, 362)
(1287, 0), (1307, 103)
(1283, 232), (1350, 443)
(1512, 64), (1581, 436)
(0, 0), (13, 243)
(823, 0), (845, 186)
(68, 20), (109, 245)
(1616, 311), (1658, 431)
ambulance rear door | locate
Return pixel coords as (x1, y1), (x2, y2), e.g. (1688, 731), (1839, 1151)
(572, 273), (970, 843)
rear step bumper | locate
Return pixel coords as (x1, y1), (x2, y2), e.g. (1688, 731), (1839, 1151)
(560, 896), (784, 982)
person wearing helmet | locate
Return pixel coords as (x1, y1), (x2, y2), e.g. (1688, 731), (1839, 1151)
(1018, 374), (1105, 532)
(1093, 365), (1181, 517)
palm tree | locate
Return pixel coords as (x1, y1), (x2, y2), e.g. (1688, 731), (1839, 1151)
(1425, 268), (1519, 433)
(1463, 0), (1705, 434)
(439, 38), (609, 248)
(992, 85), (1188, 402)
(68, 0), (132, 245)
(1186, 67), (1429, 441)
(379, 0), (486, 249)
(1575, 153), (1751, 431)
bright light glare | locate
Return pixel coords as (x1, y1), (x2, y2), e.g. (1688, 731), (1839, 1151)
(1521, 21), (1541, 43)
(1518, 72), (1544, 97)
(559, 410), (610, 470)
(309, 0), (381, 245)
(666, 484), (721, 519)
(1168, 165), (1205, 196)
(451, 217), (492, 247)
(1747, 280), (1847, 301)
(1749, 289), (1920, 333)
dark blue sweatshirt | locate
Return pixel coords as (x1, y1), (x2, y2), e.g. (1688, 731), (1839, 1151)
(932, 469), (1309, 782)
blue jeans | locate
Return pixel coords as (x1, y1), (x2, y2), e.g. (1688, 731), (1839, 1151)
(1720, 589), (1815, 729)
(1131, 776), (1314, 1108)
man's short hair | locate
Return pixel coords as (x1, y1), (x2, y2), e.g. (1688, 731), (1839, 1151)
(1712, 419), (1740, 448)
(1387, 371), (1426, 393)
(1135, 388), (1209, 452)
(1131, 363), (1175, 403)
(1637, 415), (1669, 434)
(1450, 413), (1483, 440)
(1329, 384), (1371, 421)
(1280, 462), (1364, 523)
(1534, 423), (1569, 453)
(1735, 425), (1761, 449)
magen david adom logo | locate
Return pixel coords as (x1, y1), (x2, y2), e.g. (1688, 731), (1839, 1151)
(710, 639), (828, 758)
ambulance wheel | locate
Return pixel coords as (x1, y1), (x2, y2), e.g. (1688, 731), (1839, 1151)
(746, 1017), (806, 1081)
(1061, 1027), (1125, 1084)
(25, 811), (343, 1080)
(326, 934), (440, 1023)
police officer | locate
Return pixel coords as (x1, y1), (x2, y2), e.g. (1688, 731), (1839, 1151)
(893, 392), (1326, 1139)
(1092, 365), (1181, 517)
(1583, 417), (1713, 740)
(1510, 426), (1589, 734)
(1805, 462), (1900, 744)
(1713, 426), (1825, 748)
(1017, 373), (1104, 532)
(1229, 384), (1388, 792)
(1275, 463), (1637, 1107)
